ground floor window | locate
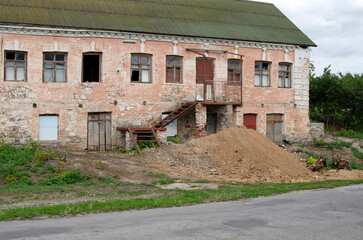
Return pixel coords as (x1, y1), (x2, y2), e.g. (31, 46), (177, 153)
(39, 115), (59, 140)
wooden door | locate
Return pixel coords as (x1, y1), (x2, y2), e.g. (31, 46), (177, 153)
(196, 57), (214, 101)
(88, 113), (112, 151)
(266, 114), (283, 143)
(243, 114), (257, 130)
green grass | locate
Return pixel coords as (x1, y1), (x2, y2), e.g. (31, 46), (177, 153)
(351, 147), (363, 161)
(337, 129), (363, 139)
(315, 140), (352, 150)
(0, 180), (362, 221)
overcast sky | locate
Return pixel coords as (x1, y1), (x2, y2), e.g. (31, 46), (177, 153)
(253, 0), (363, 75)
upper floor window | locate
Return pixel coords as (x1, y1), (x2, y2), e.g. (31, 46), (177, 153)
(166, 56), (182, 83)
(83, 53), (101, 82)
(255, 62), (270, 87)
(131, 54), (151, 83)
(44, 53), (66, 82)
(278, 63), (291, 88)
(227, 59), (241, 82)
(5, 51), (27, 81)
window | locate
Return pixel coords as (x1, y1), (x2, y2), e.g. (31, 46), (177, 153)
(43, 53), (66, 82)
(255, 62), (270, 87)
(131, 54), (151, 83)
(227, 59), (241, 82)
(83, 53), (101, 82)
(278, 63), (291, 88)
(5, 51), (26, 81)
(166, 56), (182, 83)
(39, 115), (59, 141)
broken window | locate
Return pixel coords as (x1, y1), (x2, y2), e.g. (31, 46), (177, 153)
(278, 63), (291, 88)
(227, 59), (241, 83)
(83, 53), (101, 82)
(5, 51), (27, 81)
(255, 62), (270, 87)
(43, 53), (66, 82)
(131, 54), (151, 83)
(39, 115), (59, 141)
(166, 56), (182, 83)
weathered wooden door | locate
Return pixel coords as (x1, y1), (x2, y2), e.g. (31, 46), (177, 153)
(88, 113), (112, 151)
(243, 114), (257, 130)
(266, 114), (283, 143)
(196, 57), (214, 101)
(206, 114), (217, 135)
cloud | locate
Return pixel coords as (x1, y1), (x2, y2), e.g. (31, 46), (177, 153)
(252, 0), (363, 74)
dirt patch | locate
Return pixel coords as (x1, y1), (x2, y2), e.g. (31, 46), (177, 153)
(145, 126), (313, 183)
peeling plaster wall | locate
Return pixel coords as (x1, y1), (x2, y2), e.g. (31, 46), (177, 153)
(0, 33), (311, 148)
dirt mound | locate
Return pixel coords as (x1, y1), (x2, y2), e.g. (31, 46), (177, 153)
(146, 126), (313, 182)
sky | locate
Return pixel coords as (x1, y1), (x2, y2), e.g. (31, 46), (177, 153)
(253, 0), (363, 75)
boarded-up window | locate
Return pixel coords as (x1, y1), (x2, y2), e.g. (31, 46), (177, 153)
(166, 56), (182, 83)
(243, 114), (257, 130)
(131, 54), (151, 83)
(43, 53), (67, 82)
(83, 53), (101, 82)
(5, 51), (27, 81)
(255, 62), (270, 87)
(39, 115), (58, 140)
(278, 63), (291, 88)
(227, 59), (241, 82)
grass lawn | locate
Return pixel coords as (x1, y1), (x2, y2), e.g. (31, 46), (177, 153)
(1, 139), (363, 221)
(1, 179), (363, 221)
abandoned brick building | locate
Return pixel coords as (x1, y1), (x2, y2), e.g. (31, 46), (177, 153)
(0, 0), (316, 151)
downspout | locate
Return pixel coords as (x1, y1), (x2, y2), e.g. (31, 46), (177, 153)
(240, 55), (243, 104)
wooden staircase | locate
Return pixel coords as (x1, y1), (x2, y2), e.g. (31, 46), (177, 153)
(154, 102), (197, 128)
(117, 102), (197, 155)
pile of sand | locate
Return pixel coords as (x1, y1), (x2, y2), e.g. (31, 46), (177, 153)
(146, 126), (313, 183)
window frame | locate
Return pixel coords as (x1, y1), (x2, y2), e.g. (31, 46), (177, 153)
(227, 59), (242, 83)
(165, 55), (183, 84)
(4, 51), (27, 82)
(130, 53), (152, 83)
(254, 61), (271, 87)
(43, 52), (67, 83)
(278, 62), (292, 88)
(82, 52), (102, 83)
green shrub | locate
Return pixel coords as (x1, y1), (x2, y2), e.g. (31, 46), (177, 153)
(306, 157), (317, 165)
(167, 137), (182, 144)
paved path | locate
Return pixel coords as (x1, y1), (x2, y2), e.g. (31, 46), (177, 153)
(1, 184), (363, 240)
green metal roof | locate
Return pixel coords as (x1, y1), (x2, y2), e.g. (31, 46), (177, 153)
(0, 0), (316, 46)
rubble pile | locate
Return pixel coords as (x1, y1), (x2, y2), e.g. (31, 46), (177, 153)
(147, 126), (312, 182)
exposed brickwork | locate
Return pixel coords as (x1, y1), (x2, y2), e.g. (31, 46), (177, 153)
(0, 33), (312, 148)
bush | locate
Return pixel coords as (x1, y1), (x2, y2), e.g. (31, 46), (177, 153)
(306, 157), (317, 165)
(167, 137), (182, 144)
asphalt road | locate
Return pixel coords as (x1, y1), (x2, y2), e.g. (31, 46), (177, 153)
(1, 184), (362, 240)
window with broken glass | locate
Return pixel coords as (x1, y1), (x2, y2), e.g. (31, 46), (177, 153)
(5, 51), (27, 81)
(166, 56), (182, 83)
(278, 63), (291, 88)
(227, 59), (241, 83)
(131, 54), (151, 83)
(255, 62), (270, 87)
(43, 53), (66, 82)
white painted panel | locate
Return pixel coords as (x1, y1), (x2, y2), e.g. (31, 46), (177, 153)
(39, 116), (58, 140)
(162, 114), (178, 137)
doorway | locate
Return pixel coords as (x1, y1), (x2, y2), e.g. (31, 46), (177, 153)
(196, 57), (214, 101)
(266, 114), (283, 143)
(87, 113), (112, 151)
(206, 113), (217, 135)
